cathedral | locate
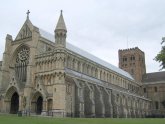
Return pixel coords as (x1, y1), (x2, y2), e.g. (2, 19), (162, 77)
(0, 11), (154, 117)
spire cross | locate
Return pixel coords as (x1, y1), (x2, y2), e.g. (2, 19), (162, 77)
(26, 10), (30, 19)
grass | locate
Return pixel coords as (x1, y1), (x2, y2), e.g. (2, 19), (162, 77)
(0, 115), (165, 124)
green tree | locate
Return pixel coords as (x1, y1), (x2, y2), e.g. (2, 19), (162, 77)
(155, 40), (165, 70)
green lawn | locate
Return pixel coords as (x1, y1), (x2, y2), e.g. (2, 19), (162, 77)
(0, 115), (165, 124)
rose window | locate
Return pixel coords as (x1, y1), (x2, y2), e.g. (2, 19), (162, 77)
(16, 47), (29, 63)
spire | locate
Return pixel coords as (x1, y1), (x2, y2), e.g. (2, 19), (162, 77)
(55, 10), (67, 31)
(54, 10), (67, 48)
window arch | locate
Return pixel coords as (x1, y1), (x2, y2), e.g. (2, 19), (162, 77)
(15, 46), (30, 82)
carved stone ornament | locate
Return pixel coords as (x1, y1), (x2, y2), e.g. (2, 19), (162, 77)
(16, 47), (29, 63)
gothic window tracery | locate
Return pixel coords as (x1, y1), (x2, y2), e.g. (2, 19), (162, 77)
(16, 47), (29, 63)
(15, 46), (30, 83)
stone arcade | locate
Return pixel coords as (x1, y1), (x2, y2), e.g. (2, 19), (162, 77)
(0, 11), (151, 117)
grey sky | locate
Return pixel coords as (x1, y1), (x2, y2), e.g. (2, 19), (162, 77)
(0, 0), (164, 72)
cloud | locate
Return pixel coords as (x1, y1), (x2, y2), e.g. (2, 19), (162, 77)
(0, 0), (164, 72)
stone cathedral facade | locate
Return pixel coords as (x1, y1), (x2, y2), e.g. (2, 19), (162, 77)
(0, 11), (151, 117)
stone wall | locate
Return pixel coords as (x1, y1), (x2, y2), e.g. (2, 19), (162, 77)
(143, 82), (165, 117)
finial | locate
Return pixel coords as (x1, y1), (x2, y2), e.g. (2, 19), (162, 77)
(26, 10), (30, 19)
(61, 10), (63, 14)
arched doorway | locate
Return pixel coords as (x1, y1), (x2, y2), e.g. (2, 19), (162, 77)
(10, 92), (19, 114)
(31, 92), (44, 115)
(36, 96), (43, 114)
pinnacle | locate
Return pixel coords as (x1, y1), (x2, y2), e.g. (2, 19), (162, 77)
(55, 10), (67, 31)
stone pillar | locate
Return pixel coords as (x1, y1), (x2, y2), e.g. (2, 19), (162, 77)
(23, 90), (31, 116)
(19, 95), (23, 112)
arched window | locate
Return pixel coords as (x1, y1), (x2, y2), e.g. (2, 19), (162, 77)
(130, 55), (135, 61)
(95, 69), (98, 78)
(15, 46), (30, 82)
(100, 71), (102, 80)
(123, 56), (127, 62)
(77, 61), (81, 72)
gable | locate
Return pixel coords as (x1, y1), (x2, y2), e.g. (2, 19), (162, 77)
(15, 24), (32, 41)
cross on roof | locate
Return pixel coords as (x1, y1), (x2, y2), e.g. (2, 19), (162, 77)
(26, 10), (30, 19)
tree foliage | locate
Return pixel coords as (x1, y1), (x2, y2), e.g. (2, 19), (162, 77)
(155, 40), (165, 70)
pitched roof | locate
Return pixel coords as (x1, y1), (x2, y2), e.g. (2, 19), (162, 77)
(142, 71), (165, 83)
(39, 28), (134, 80)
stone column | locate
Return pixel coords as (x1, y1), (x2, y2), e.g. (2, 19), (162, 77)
(19, 95), (23, 112)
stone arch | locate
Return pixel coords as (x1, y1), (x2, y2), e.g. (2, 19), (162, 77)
(5, 86), (19, 114)
(31, 91), (45, 115)
(5, 86), (19, 100)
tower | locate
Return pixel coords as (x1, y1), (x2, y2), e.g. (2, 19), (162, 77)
(118, 47), (146, 82)
(53, 10), (67, 117)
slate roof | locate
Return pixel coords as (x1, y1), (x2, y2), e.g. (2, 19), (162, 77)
(39, 28), (134, 80)
(142, 71), (165, 83)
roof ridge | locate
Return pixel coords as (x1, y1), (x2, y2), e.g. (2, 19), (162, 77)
(38, 28), (134, 80)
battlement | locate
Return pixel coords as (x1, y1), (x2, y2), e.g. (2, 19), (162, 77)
(119, 47), (144, 54)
